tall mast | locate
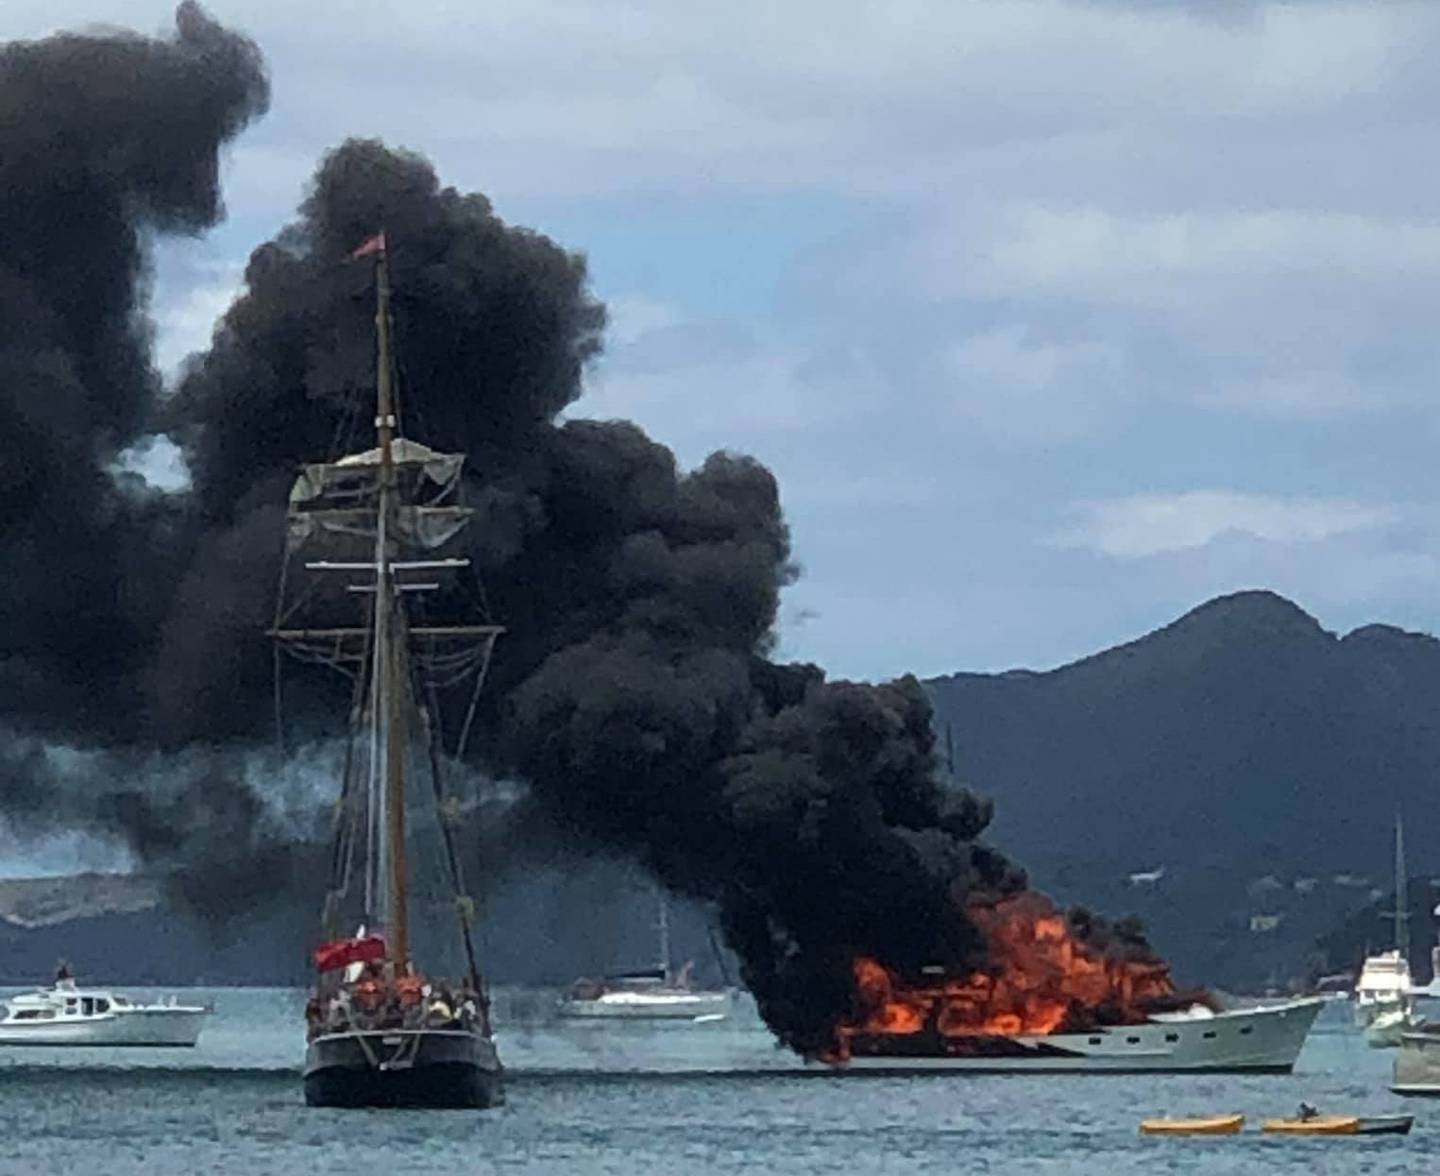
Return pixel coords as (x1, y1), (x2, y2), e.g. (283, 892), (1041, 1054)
(656, 887), (671, 980)
(1394, 810), (1408, 961)
(373, 239), (410, 973)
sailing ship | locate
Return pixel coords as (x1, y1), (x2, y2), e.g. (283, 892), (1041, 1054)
(557, 888), (732, 1020)
(1354, 813), (1418, 1048)
(272, 233), (504, 1108)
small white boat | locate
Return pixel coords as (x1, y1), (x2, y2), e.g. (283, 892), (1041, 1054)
(557, 973), (732, 1020)
(557, 890), (732, 1021)
(0, 978), (210, 1047)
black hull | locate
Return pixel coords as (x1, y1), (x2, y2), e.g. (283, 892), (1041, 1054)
(304, 1029), (504, 1109)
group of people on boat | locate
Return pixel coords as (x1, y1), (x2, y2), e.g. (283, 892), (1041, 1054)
(305, 963), (482, 1038)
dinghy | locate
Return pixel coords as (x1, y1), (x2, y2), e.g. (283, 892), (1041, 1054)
(1139, 1114), (1243, 1135)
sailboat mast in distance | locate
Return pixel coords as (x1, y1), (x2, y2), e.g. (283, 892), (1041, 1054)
(1395, 811), (1409, 963)
(656, 888), (672, 980)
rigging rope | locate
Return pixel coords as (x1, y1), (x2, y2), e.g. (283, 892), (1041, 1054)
(422, 679), (493, 1035)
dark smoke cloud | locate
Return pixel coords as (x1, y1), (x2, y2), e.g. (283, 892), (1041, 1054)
(0, 11), (1160, 1054)
(154, 136), (1033, 1050)
(0, 3), (268, 744)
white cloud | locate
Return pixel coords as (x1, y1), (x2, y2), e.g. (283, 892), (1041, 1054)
(112, 435), (191, 493)
(580, 343), (822, 460)
(603, 293), (681, 347)
(12, 1), (1430, 200)
(944, 325), (1125, 440)
(926, 206), (1440, 308)
(1201, 370), (1398, 418)
(152, 259), (246, 379)
(1056, 491), (1398, 558)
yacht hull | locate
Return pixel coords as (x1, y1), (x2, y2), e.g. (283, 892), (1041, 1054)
(557, 991), (731, 1020)
(836, 998), (1323, 1074)
(1390, 1029), (1440, 1095)
(1364, 1009), (1414, 1049)
(303, 1029), (504, 1108)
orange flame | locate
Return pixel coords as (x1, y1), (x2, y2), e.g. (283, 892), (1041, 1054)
(831, 892), (1183, 1059)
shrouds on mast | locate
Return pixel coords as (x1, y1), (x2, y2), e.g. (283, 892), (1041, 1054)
(272, 235), (503, 975)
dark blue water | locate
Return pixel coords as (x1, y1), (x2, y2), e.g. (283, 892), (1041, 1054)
(0, 990), (1431, 1174)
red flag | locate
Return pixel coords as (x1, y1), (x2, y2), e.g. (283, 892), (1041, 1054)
(313, 934), (387, 973)
(349, 231), (386, 261)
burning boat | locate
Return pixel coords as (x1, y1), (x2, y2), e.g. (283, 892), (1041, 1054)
(825, 894), (1323, 1073)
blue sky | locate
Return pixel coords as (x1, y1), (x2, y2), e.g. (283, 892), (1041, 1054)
(14, 0), (1440, 688)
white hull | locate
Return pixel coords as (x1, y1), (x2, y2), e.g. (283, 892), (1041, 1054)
(1364, 1007), (1415, 1049)
(1393, 1029), (1440, 1094)
(838, 998), (1323, 1073)
(557, 990), (732, 1020)
(0, 1007), (207, 1047)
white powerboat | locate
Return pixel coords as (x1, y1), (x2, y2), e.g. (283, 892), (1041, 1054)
(836, 997), (1324, 1073)
(0, 978), (210, 1046)
(557, 891), (732, 1021)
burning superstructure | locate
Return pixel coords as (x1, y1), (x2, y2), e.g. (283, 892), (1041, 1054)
(832, 893), (1192, 1060)
(819, 892), (1321, 1073)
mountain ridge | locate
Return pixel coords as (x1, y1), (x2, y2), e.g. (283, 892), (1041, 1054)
(926, 589), (1440, 988)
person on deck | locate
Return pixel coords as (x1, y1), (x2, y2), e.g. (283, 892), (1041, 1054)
(396, 972), (425, 1027)
(326, 989), (352, 1032)
(353, 976), (384, 1026)
(304, 994), (323, 1038)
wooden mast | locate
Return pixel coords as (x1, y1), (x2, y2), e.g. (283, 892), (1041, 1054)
(373, 239), (410, 973)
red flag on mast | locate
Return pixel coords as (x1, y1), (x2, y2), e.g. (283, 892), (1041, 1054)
(313, 934), (387, 973)
(349, 231), (386, 260)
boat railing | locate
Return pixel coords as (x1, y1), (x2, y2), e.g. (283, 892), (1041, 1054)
(306, 983), (483, 1041)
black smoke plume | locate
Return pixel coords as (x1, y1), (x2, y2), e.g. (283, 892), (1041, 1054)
(0, 3), (268, 744)
(159, 137), (1033, 1052)
(1, 8), (1156, 1054)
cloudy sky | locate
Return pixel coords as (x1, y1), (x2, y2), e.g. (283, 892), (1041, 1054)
(13, 0), (1440, 682)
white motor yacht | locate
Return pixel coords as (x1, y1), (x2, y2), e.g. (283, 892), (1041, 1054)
(0, 978), (210, 1047)
(837, 997), (1324, 1073)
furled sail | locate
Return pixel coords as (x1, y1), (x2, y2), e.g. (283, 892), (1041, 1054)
(286, 437), (471, 553)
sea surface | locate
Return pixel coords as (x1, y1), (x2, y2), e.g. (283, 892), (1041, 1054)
(0, 988), (1430, 1175)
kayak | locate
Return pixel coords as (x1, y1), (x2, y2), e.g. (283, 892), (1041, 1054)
(1262, 1116), (1358, 1135)
(1140, 1114), (1244, 1135)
